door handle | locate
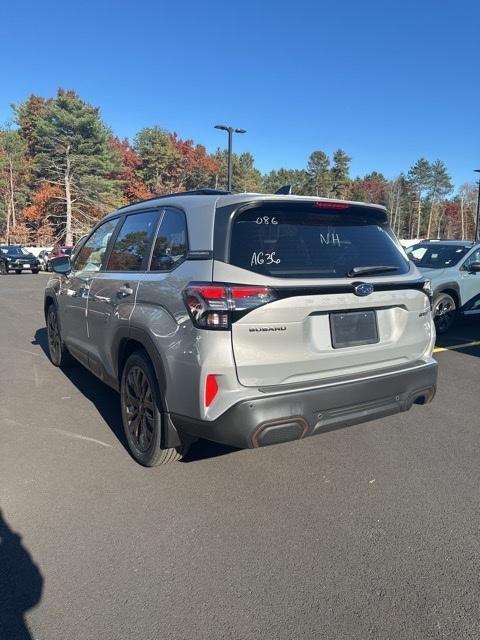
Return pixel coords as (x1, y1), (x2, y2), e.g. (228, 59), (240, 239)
(117, 285), (134, 298)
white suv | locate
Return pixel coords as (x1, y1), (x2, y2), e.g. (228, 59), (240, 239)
(406, 240), (480, 333)
(45, 190), (437, 466)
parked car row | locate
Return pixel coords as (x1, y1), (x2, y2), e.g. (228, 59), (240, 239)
(0, 245), (73, 274)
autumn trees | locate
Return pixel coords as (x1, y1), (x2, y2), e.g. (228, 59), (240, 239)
(0, 131), (29, 241)
(0, 88), (475, 245)
(3, 91), (124, 244)
(0, 92), (222, 244)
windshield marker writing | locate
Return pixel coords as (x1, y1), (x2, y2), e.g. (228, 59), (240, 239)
(320, 233), (340, 246)
(251, 252), (281, 266)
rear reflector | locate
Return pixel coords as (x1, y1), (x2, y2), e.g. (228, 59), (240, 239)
(205, 374), (219, 407)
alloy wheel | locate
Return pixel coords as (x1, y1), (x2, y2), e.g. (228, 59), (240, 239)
(434, 295), (455, 333)
(123, 366), (155, 452)
(47, 308), (61, 363)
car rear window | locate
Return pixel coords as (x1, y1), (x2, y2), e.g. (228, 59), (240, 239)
(229, 204), (409, 279)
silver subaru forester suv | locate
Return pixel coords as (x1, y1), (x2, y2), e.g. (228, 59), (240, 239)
(45, 190), (438, 466)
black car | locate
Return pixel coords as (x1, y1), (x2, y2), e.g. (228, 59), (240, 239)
(0, 245), (41, 274)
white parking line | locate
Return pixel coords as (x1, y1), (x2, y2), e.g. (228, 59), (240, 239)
(2, 417), (114, 449)
(47, 427), (113, 448)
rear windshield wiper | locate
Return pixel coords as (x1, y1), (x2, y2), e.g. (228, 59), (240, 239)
(347, 265), (399, 277)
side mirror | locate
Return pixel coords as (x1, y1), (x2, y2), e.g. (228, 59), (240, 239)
(51, 255), (71, 274)
(468, 261), (480, 273)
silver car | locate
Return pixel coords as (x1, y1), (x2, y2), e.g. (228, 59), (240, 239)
(44, 191), (437, 466)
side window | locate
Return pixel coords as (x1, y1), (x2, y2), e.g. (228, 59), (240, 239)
(462, 249), (480, 270)
(149, 208), (188, 272)
(107, 210), (159, 272)
(408, 247), (427, 262)
(73, 219), (119, 272)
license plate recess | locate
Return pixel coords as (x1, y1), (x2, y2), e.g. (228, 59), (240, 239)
(330, 310), (379, 349)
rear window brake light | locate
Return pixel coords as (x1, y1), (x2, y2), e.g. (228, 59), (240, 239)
(313, 201), (350, 209)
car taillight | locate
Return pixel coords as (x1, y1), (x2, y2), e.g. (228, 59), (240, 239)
(183, 283), (276, 330)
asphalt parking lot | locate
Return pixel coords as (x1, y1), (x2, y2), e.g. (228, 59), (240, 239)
(2, 274), (480, 640)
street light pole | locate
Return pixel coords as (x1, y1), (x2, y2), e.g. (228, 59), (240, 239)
(226, 128), (233, 193)
(475, 170), (480, 242)
(214, 124), (246, 191)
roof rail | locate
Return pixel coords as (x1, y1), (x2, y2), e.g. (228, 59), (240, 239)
(117, 189), (231, 210)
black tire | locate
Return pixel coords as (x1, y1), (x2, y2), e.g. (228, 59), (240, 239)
(46, 305), (74, 367)
(120, 350), (186, 466)
(31, 269), (40, 274)
(15, 269), (22, 274)
(0, 262), (7, 275)
(433, 292), (457, 334)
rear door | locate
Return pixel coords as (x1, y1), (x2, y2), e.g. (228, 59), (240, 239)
(213, 201), (433, 387)
(87, 210), (161, 381)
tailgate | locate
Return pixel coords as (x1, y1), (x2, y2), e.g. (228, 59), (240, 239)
(213, 198), (431, 388)
(231, 289), (432, 387)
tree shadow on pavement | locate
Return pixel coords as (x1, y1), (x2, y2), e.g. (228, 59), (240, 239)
(32, 328), (238, 463)
(0, 510), (43, 640)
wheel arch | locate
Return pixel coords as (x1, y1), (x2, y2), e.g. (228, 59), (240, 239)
(433, 282), (460, 308)
(44, 294), (56, 318)
(114, 326), (180, 448)
(114, 327), (168, 398)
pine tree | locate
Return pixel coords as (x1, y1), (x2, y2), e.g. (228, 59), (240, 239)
(22, 89), (122, 243)
(214, 150), (262, 192)
(14, 95), (49, 158)
(427, 160), (453, 238)
(262, 168), (308, 194)
(306, 150), (331, 196)
(331, 149), (351, 198)
(407, 158), (432, 238)
(133, 127), (182, 194)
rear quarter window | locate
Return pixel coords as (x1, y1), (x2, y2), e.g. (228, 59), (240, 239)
(229, 204), (409, 279)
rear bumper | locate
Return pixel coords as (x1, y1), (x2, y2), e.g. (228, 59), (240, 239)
(171, 360), (438, 449)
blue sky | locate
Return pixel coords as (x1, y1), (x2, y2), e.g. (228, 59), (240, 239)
(1, 0), (479, 189)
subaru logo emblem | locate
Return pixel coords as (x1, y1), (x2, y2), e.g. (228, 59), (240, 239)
(354, 283), (374, 297)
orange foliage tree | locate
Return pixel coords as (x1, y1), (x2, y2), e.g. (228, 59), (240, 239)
(111, 138), (151, 204)
(22, 183), (63, 244)
(169, 133), (220, 191)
